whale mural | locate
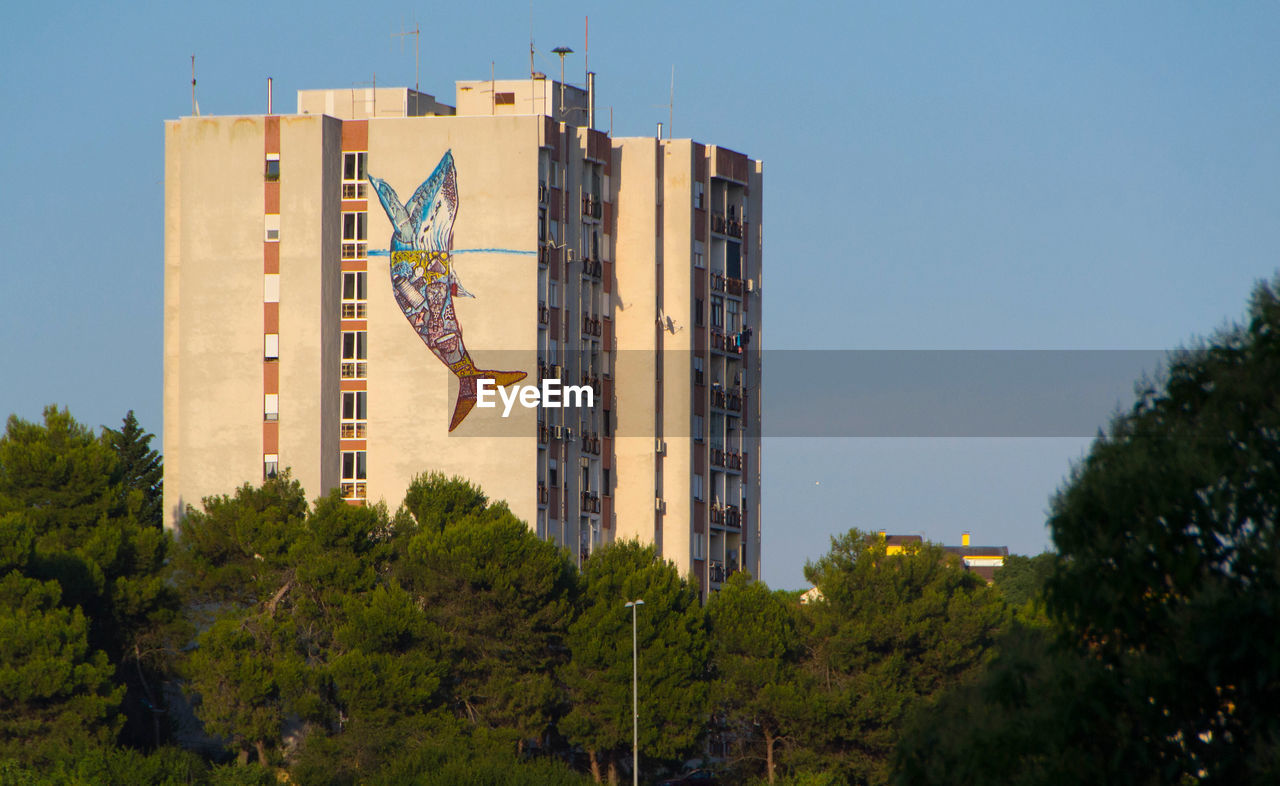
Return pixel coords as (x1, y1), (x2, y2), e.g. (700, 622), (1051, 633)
(368, 151), (527, 432)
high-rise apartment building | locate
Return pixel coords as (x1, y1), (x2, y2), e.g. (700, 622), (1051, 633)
(163, 75), (762, 595)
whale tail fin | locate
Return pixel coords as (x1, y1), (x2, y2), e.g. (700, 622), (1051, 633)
(448, 368), (530, 432)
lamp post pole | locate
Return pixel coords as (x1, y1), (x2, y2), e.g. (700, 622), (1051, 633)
(624, 599), (644, 786)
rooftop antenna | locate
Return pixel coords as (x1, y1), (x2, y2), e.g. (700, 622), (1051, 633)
(393, 21), (420, 114)
(551, 46), (573, 119)
(669, 65), (674, 138)
(190, 55), (200, 116)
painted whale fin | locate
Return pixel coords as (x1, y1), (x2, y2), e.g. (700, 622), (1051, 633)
(448, 368), (530, 432)
(408, 151), (458, 253)
(368, 175), (414, 246)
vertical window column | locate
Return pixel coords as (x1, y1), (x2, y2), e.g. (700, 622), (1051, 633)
(339, 125), (370, 502)
(263, 116), (281, 479)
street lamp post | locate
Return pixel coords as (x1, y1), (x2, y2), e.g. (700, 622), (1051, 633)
(624, 599), (644, 786)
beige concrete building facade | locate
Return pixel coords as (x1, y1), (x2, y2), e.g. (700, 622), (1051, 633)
(164, 77), (762, 594)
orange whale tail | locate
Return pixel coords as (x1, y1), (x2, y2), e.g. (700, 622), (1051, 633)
(449, 369), (529, 432)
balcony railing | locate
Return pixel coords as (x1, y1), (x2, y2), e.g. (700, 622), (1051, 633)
(341, 242), (368, 260)
(582, 314), (603, 337)
(340, 422), (368, 439)
(539, 302), (550, 326)
(582, 194), (603, 219)
(581, 259), (603, 280)
(580, 491), (601, 514)
(538, 482), (549, 506)
(711, 448), (744, 471)
(710, 387), (743, 412)
(340, 481), (367, 501)
(711, 329), (744, 356)
(342, 182), (368, 200)
(711, 273), (745, 297)
(580, 432), (601, 455)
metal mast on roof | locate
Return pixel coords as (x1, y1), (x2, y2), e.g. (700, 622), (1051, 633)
(392, 22), (421, 91)
(552, 46), (573, 120)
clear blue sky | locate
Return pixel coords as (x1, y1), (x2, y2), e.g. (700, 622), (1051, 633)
(3, 2), (1278, 589)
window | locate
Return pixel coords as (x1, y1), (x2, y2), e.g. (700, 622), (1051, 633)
(265, 214), (280, 242)
(549, 340), (558, 365)
(264, 393), (279, 422)
(539, 208), (547, 242)
(342, 152), (367, 199)
(727, 299), (740, 333)
(264, 274), (280, 303)
(694, 356), (704, 385)
(694, 240), (705, 269)
(711, 296), (724, 329)
(693, 532), (705, 560)
(695, 298), (704, 326)
(495, 91), (515, 105)
(341, 450), (367, 500)
(342, 212), (367, 259)
(603, 409), (611, 437)
(694, 474), (704, 502)
(341, 271), (367, 319)
(264, 453), (279, 479)
(341, 331), (367, 379)
(265, 333), (280, 360)
(341, 391), (367, 438)
(549, 279), (559, 308)
(580, 458), (590, 492)
(603, 468), (611, 495)
(265, 154), (280, 182)
(694, 414), (705, 443)
(549, 458), (559, 488)
(694, 181), (705, 209)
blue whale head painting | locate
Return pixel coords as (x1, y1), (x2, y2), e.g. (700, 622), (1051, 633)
(368, 151), (526, 432)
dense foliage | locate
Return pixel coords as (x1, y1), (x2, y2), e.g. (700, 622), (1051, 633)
(892, 278), (1280, 784)
(2, 407), (1093, 785)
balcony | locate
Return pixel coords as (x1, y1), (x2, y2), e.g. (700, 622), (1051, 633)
(710, 273), (745, 297)
(711, 329), (744, 356)
(538, 420), (550, 446)
(581, 259), (603, 281)
(340, 481), (367, 501)
(582, 194), (603, 220)
(580, 431), (601, 455)
(711, 448), (744, 471)
(582, 314), (603, 337)
(709, 558), (740, 585)
(580, 373), (602, 397)
(538, 482), (549, 506)
(580, 491), (601, 514)
(341, 302), (368, 320)
(539, 302), (550, 326)
(710, 387), (743, 412)
(538, 181), (549, 205)
(341, 242), (368, 260)
(341, 182), (368, 200)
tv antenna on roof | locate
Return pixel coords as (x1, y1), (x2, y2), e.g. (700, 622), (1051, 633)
(392, 21), (421, 92)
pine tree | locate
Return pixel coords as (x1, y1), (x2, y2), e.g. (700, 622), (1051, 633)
(103, 411), (163, 530)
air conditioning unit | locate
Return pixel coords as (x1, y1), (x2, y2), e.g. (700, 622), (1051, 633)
(553, 425), (564, 440)
(655, 438), (666, 456)
(654, 497), (666, 514)
(550, 364), (562, 378)
(564, 427), (575, 441)
(746, 278), (756, 293)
